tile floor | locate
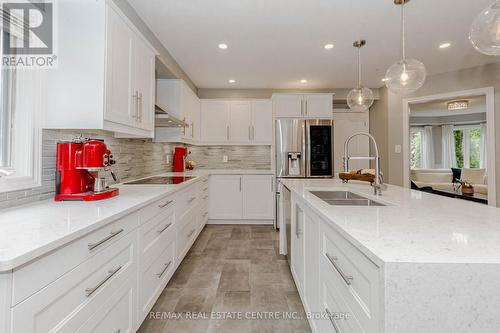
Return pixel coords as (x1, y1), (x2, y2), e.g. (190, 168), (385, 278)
(138, 225), (312, 333)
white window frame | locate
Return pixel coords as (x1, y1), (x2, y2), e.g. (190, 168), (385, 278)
(0, 69), (42, 193)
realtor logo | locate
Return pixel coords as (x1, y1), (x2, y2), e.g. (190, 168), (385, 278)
(1, 1), (57, 68)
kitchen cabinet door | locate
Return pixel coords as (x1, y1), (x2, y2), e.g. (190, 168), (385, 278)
(229, 101), (252, 143)
(291, 198), (305, 293)
(304, 94), (332, 118)
(251, 100), (273, 144)
(133, 35), (155, 131)
(273, 94), (303, 118)
(242, 175), (274, 219)
(201, 100), (230, 142)
(104, 6), (135, 127)
(208, 175), (242, 219)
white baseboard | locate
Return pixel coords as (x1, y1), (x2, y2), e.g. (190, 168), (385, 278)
(207, 219), (273, 225)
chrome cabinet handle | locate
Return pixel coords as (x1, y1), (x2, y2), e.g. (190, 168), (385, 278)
(226, 125), (230, 140)
(252, 126), (255, 140)
(157, 222), (172, 234)
(138, 92), (143, 122)
(191, 122), (194, 138)
(131, 91), (139, 119)
(202, 186), (209, 192)
(88, 229), (124, 251)
(325, 253), (353, 285)
(156, 260), (172, 278)
(158, 200), (174, 208)
(183, 118), (187, 136)
(187, 229), (196, 238)
(239, 177), (242, 192)
(305, 100), (308, 115)
(325, 308), (342, 333)
(271, 176), (273, 192)
(202, 212), (208, 217)
(301, 99), (304, 116)
(85, 265), (122, 297)
(202, 178), (208, 183)
(157, 260), (172, 278)
(187, 197), (196, 203)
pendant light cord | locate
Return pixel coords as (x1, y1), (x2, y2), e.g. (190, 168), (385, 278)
(401, 1), (406, 60)
(357, 45), (361, 88)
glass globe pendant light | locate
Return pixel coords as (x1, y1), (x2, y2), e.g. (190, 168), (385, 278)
(469, 0), (500, 56)
(347, 40), (374, 112)
(385, 0), (426, 95)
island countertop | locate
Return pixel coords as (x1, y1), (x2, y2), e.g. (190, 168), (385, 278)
(281, 178), (500, 265)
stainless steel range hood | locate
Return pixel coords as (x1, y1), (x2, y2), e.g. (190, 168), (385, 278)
(154, 105), (187, 128)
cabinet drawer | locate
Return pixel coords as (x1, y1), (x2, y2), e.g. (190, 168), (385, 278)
(319, 276), (364, 333)
(139, 195), (175, 225)
(321, 221), (380, 331)
(199, 203), (209, 230)
(139, 238), (175, 320)
(139, 206), (175, 270)
(176, 210), (198, 261)
(76, 276), (135, 333)
(12, 212), (138, 306)
(11, 231), (136, 333)
(176, 185), (198, 220)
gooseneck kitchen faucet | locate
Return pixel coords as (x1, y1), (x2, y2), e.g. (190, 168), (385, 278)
(343, 132), (386, 195)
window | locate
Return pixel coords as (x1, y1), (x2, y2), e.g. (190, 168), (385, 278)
(0, 19), (42, 192)
(410, 128), (423, 169)
(453, 126), (483, 169)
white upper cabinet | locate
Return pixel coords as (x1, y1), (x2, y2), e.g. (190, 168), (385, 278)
(200, 99), (272, 145)
(251, 100), (273, 143)
(200, 100), (230, 142)
(273, 93), (333, 118)
(273, 94), (304, 117)
(43, 1), (157, 138)
(155, 79), (200, 143)
(229, 101), (253, 142)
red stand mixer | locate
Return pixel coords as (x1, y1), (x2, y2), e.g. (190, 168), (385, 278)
(55, 139), (119, 201)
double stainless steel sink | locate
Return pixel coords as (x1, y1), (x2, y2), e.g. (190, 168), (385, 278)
(310, 190), (386, 206)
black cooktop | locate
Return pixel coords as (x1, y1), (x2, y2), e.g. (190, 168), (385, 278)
(125, 176), (195, 185)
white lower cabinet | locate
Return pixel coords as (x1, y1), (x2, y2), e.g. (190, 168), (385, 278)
(291, 193), (381, 333)
(6, 179), (208, 333)
(209, 174), (273, 222)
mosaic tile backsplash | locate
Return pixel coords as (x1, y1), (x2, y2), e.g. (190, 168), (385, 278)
(0, 129), (271, 209)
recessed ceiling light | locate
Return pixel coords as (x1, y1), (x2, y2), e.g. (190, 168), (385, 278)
(228, 79), (236, 83)
(218, 43), (228, 49)
(300, 79), (307, 84)
(439, 42), (451, 49)
(324, 43), (334, 50)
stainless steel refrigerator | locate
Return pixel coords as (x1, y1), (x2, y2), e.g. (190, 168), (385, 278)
(275, 119), (334, 259)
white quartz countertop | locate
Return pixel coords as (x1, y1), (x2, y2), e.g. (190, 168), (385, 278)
(281, 178), (500, 265)
(0, 169), (272, 272)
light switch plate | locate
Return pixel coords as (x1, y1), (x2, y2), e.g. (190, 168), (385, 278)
(223, 155), (228, 163)
(395, 145), (402, 153)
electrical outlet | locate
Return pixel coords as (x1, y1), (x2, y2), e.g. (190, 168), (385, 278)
(166, 155), (171, 164)
(223, 155), (228, 163)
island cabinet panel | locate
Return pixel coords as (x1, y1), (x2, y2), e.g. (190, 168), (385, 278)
(290, 192), (381, 333)
(290, 198), (305, 293)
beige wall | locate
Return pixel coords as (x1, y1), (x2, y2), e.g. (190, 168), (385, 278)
(113, 0), (197, 93)
(369, 88), (389, 178)
(375, 62), (500, 205)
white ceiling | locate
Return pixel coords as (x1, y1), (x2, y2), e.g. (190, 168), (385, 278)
(129, 0), (498, 89)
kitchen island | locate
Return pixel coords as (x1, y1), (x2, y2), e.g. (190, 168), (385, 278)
(281, 178), (500, 333)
